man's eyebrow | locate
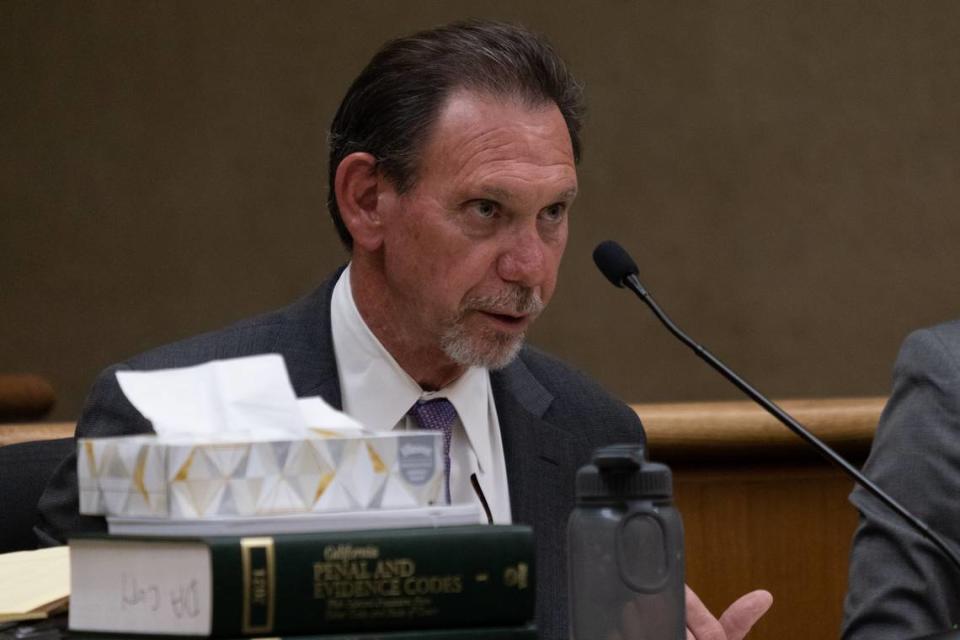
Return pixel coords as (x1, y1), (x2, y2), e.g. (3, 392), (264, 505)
(477, 185), (579, 201)
(477, 185), (512, 201)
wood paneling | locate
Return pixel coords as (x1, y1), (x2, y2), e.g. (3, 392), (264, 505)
(633, 397), (884, 640)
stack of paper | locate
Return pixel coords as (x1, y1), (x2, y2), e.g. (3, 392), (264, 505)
(0, 546), (69, 623)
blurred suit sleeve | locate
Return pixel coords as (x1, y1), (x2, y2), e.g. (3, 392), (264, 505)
(843, 322), (960, 639)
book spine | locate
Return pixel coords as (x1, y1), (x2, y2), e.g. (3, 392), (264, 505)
(205, 526), (534, 636)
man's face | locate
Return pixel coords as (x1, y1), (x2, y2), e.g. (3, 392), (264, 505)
(374, 90), (577, 372)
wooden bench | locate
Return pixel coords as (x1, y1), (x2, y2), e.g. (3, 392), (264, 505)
(635, 397), (884, 640)
(0, 421), (74, 447)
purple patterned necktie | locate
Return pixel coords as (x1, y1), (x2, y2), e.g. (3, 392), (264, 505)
(408, 398), (457, 504)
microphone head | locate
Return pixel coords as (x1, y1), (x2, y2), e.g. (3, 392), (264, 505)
(593, 240), (639, 288)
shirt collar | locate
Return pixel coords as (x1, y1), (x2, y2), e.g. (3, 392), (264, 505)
(330, 264), (493, 473)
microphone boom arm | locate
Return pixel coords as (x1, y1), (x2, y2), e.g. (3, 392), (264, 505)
(622, 273), (960, 575)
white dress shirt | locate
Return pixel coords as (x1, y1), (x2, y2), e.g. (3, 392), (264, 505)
(329, 264), (512, 523)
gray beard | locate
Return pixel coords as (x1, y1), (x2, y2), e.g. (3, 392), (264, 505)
(438, 286), (544, 370)
(440, 322), (526, 370)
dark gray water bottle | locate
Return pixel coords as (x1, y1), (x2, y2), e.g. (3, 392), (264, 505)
(568, 444), (685, 640)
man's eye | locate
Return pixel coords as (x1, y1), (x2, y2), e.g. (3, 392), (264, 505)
(541, 203), (567, 223)
(470, 200), (498, 219)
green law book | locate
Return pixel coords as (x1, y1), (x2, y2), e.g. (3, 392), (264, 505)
(70, 623), (537, 639)
(68, 526), (534, 637)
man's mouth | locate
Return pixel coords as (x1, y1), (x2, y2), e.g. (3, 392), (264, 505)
(460, 287), (544, 333)
(477, 310), (530, 329)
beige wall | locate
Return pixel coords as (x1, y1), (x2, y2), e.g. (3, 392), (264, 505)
(3, 1), (960, 421)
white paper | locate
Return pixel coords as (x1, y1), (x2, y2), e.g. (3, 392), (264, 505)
(116, 354), (307, 440)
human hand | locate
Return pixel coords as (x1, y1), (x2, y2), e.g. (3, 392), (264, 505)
(685, 584), (773, 640)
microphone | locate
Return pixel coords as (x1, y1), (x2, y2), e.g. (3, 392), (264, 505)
(593, 240), (642, 290)
(593, 240), (960, 576)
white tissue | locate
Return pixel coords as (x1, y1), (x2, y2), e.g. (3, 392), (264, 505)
(116, 354), (307, 441)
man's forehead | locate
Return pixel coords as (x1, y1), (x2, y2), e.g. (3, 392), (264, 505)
(417, 89), (577, 188)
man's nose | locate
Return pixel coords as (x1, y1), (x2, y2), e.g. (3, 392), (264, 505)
(496, 228), (547, 287)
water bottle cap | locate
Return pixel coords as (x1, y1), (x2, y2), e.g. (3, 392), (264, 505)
(575, 444), (673, 499)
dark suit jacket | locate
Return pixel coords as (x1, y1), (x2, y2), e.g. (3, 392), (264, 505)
(37, 272), (644, 639)
(843, 320), (960, 639)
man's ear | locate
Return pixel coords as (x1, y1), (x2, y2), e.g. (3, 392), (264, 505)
(334, 152), (389, 252)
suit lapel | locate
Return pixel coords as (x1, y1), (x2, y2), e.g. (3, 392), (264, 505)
(491, 353), (579, 523)
(275, 269), (344, 410)
(491, 354), (580, 639)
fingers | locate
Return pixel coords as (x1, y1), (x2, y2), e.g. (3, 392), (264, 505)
(685, 584), (726, 640)
(718, 590), (773, 640)
(685, 585), (774, 640)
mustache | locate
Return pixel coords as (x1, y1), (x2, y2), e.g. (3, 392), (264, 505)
(461, 286), (544, 317)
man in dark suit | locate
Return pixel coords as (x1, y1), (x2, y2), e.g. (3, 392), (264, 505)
(843, 320), (960, 639)
(38, 20), (770, 639)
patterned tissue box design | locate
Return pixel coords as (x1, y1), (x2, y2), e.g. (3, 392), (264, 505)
(78, 431), (444, 518)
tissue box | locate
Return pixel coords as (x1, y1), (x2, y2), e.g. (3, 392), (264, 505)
(78, 431), (444, 519)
